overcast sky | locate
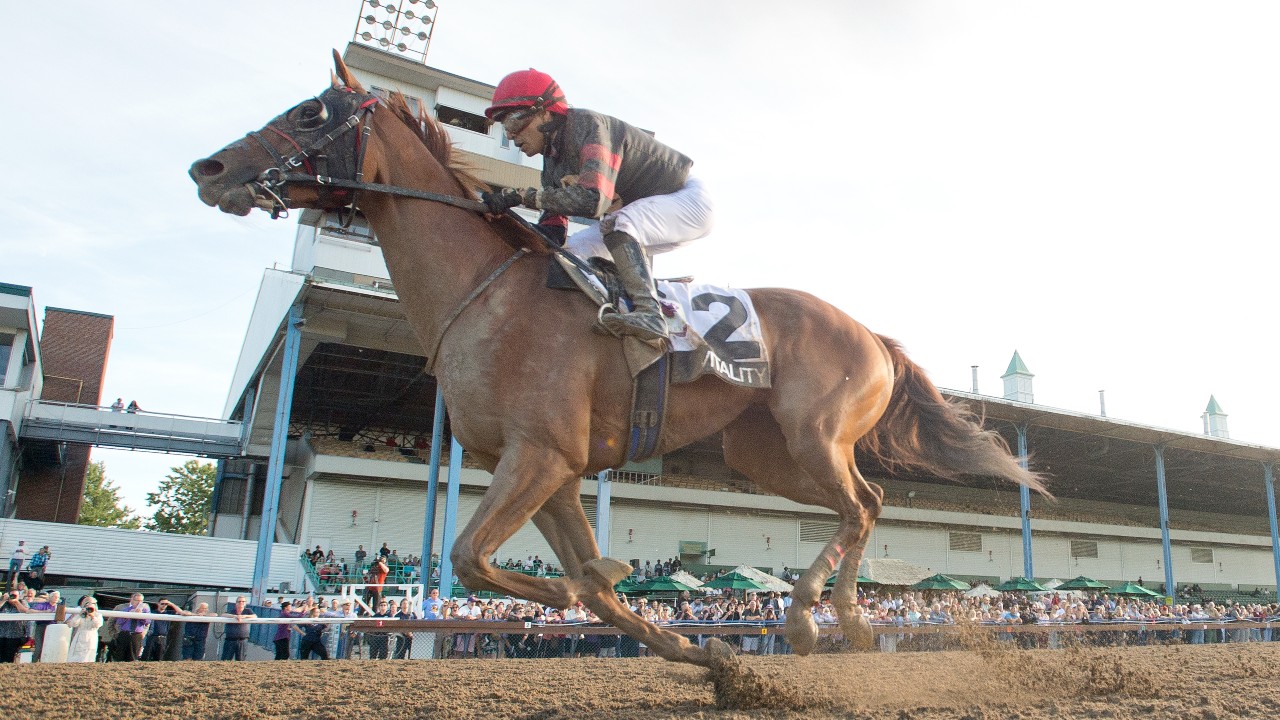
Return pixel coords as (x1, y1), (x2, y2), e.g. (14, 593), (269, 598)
(4, 1), (1278, 513)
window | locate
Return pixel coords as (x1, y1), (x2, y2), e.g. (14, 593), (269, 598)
(799, 520), (837, 543)
(949, 532), (982, 552)
(0, 332), (13, 385)
(1069, 540), (1099, 559)
(369, 86), (424, 117)
(216, 477), (247, 514)
(435, 105), (489, 135)
(1190, 548), (1214, 564)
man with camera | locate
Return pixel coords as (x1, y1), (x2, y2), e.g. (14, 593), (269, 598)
(0, 589), (32, 662)
(144, 597), (182, 661)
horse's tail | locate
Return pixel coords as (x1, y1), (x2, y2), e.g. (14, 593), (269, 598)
(856, 335), (1050, 496)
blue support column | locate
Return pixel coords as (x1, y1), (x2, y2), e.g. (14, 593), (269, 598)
(435, 435), (463, 598)
(1263, 462), (1280, 596)
(1016, 424), (1033, 579)
(1153, 445), (1175, 599)
(595, 470), (612, 555)
(419, 386), (446, 591)
(251, 303), (304, 603)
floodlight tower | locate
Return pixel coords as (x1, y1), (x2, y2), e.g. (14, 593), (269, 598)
(351, 0), (439, 64)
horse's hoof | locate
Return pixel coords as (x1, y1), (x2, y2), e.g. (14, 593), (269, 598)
(785, 613), (818, 656)
(583, 558), (634, 588)
(843, 614), (874, 651)
(703, 637), (734, 665)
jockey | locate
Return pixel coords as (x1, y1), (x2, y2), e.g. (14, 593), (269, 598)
(481, 68), (714, 342)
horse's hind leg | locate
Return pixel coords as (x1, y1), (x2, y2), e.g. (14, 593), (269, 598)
(722, 407), (882, 655)
(829, 460), (883, 650)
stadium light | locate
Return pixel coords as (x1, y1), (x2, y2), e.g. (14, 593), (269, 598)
(351, 0), (439, 64)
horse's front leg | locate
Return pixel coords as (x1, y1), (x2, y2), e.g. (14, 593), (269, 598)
(449, 445), (611, 609)
(532, 485), (724, 668)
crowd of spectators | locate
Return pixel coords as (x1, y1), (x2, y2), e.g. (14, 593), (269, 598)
(4, 532), (1277, 663)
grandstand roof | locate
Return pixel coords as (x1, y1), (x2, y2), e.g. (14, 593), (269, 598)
(937, 390), (1280, 518)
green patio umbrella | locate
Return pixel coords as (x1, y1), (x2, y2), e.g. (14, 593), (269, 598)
(910, 573), (970, 591)
(639, 577), (696, 594)
(824, 573), (877, 587)
(1111, 582), (1162, 597)
(704, 572), (768, 592)
(995, 577), (1048, 592)
(1056, 575), (1110, 591)
(614, 577), (641, 593)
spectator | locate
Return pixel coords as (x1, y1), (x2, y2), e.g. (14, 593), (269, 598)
(65, 597), (103, 663)
(294, 607), (329, 659)
(0, 589), (31, 661)
(24, 570), (43, 592)
(393, 598), (415, 659)
(364, 556), (388, 609)
(354, 545), (367, 567)
(29, 590), (58, 661)
(8, 540), (26, 582)
(178, 602), (212, 660)
(113, 593), (150, 661)
(29, 546), (50, 580)
(110, 398), (124, 412)
(366, 599), (393, 659)
(379, 543), (391, 559)
(144, 597), (180, 661)
(125, 400), (142, 413)
(272, 600), (301, 660)
(220, 596), (255, 660)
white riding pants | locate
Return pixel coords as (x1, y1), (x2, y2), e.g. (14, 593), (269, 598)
(565, 176), (714, 261)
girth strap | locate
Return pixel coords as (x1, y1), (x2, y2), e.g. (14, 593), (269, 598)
(626, 353), (670, 462)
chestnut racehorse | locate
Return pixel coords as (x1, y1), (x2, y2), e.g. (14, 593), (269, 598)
(190, 53), (1045, 668)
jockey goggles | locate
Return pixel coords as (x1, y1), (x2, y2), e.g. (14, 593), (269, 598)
(498, 109), (537, 137)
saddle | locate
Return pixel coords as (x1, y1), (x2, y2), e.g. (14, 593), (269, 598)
(499, 210), (770, 462)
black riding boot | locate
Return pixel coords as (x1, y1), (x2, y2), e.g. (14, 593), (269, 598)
(599, 231), (668, 342)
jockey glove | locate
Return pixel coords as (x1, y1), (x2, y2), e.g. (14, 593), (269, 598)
(481, 187), (529, 214)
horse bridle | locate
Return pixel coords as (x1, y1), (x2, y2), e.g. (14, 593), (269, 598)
(246, 89), (487, 221)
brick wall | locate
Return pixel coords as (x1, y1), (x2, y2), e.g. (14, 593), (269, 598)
(16, 308), (113, 523)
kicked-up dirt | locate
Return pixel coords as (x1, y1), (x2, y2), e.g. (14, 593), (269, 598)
(0, 643), (1278, 719)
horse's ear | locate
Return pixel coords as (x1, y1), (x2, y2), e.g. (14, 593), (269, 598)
(332, 49), (366, 93)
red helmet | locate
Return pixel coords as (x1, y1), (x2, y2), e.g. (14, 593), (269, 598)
(485, 69), (568, 120)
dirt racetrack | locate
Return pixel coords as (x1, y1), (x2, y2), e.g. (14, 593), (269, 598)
(1, 643), (1277, 719)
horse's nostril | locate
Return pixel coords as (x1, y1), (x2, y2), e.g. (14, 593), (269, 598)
(193, 159), (225, 177)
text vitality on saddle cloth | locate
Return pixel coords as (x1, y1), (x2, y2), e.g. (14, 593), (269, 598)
(658, 281), (770, 389)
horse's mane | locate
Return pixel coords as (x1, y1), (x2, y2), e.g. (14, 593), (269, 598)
(381, 91), (486, 195)
(380, 91), (551, 255)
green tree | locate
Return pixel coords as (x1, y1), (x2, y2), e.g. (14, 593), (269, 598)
(145, 460), (216, 535)
(78, 461), (142, 529)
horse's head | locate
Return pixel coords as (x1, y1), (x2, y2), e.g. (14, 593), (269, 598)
(189, 51), (378, 217)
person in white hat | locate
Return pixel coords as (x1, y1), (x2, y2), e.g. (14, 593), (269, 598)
(66, 597), (104, 663)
